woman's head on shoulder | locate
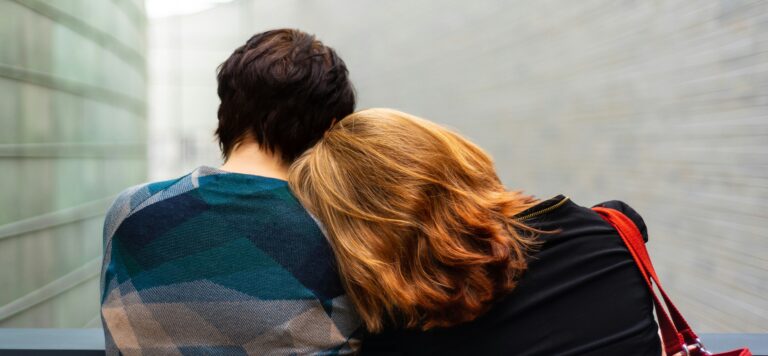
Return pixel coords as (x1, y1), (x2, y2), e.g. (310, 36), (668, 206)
(288, 108), (539, 332)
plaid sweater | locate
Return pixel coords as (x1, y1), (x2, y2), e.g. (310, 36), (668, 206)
(100, 166), (361, 355)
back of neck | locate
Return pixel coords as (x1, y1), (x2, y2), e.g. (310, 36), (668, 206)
(219, 141), (289, 181)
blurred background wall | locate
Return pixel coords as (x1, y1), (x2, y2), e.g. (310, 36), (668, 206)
(147, 0), (767, 332)
(0, 0), (765, 333)
(0, 0), (147, 327)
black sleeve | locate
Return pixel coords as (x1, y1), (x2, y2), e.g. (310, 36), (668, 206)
(593, 200), (649, 242)
(359, 328), (406, 356)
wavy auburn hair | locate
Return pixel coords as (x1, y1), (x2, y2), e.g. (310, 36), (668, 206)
(288, 108), (540, 332)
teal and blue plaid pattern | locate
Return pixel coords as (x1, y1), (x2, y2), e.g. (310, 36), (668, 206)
(100, 166), (361, 355)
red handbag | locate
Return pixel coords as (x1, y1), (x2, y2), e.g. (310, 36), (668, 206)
(592, 207), (752, 356)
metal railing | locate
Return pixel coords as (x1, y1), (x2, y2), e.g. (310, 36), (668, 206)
(0, 329), (766, 355)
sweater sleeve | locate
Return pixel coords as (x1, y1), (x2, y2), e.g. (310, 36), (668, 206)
(593, 200), (649, 243)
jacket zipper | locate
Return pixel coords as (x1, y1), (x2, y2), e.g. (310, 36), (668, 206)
(516, 197), (570, 221)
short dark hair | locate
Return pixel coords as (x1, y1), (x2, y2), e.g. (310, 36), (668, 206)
(215, 29), (355, 163)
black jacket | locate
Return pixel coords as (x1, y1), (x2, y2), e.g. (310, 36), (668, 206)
(361, 195), (661, 356)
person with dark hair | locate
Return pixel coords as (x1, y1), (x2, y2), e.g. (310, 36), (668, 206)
(100, 29), (360, 355)
(216, 29), (356, 165)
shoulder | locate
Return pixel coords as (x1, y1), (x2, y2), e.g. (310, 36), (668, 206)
(103, 172), (195, 242)
(591, 200), (649, 242)
(103, 183), (149, 244)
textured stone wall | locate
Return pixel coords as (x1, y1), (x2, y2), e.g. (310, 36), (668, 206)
(150, 0), (767, 332)
(0, 0), (146, 327)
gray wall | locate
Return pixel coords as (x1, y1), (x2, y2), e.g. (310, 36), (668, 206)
(0, 0), (147, 327)
(341, 0), (768, 333)
(149, 0), (767, 332)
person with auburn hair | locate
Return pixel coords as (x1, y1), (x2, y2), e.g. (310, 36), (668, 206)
(288, 108), (662, 355)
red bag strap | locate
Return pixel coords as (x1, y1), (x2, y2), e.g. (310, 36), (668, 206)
(593, 207), (695, 332)
(592, 207), (700, 356)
